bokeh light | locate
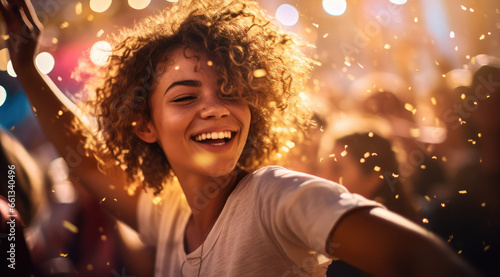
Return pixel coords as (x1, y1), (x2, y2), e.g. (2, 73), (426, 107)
(0, 48), (9, 71)
(90, 0), (112, 13)
(322, 0), (347, 16)
(90, 41), (113, 66)
(275, 4), (299, 27)
(128, 0), (151, 10)
(389, 0), (408, 5)
(0, 86), (6, 107)
(7, 60), (16, 77)
(36, 52), (56, 74)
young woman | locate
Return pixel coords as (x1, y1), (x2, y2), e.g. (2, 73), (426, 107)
(1, 0), (479, 276)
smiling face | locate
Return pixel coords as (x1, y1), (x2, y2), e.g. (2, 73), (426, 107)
(138, 47), (251, 179)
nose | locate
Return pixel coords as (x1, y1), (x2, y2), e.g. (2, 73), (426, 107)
(200, 96), (230, 119)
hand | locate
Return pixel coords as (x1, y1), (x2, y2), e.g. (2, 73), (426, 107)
(0, 0), (43, 71)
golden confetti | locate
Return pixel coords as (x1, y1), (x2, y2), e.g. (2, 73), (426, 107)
(404, 103), (414, 112)
(341, 150), (347, 157)
(368, 132), (374, 137)
(60, 253), (68, 257)
(441, 203), (446, 207)
(395, 194), (399, 199)
(484, 245), (490, 251)
(253, 69), (267, 78)
(458, 250), (463, 254)
(422, 218), (429, 223)
(52, 37), (59, 44)
(432, 156), (437, 159)
(420, 164), (426, 169)
(75, 2), (83, 15)
(478, 133), (482, 138)
(461, 5), (466, 10)
(99, 197), (106, 204)
(455, 46), (458, 51)
(447, 235), (454, 243)
(431, 97), (437, 105)
(9, 126), (15, 131)
(410, 128), (420, 138)
(442, 156), (447, 162)
(62, 220), (79, 234)
(312, 23), (319, 28)
(479, 34), (485, 40)
(373, 166), (381, 172)
(1, 34), (10, 40)
(174, 65), (180, 70)
(57, 110), (63, 116)
(414, 17), (418, 23)
(57, 76), (62, 81)
(363, 152), (370, 159)
(97, 29), (105, 37)
(338, 177), (343, 185)
(101, 235), (107, 241)
(87, 14), (94, 21)
(384, 44), (391, 50)
(285, 141), (295, 149)
(458, 190), (467, 194)
(392, 173), (399, 178)
(359, 158), (365, 163)
(323, 33), (329, 38)
(60, 22), (70, 29)
(469, 8), (474, 12)
(481, 202), (486, 207)
(425, 195), (431, 202)
(207, 60), (213, 66)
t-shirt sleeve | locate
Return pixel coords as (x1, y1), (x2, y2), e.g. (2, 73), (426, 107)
(137, 189), (161, 246)
(258, 167), (384, 258)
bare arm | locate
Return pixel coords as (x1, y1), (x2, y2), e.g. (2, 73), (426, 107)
(329, 207), (480, 277)
(0, 0), (139, 229)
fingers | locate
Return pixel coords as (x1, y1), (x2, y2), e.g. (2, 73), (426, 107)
(18, 0), (42, 34)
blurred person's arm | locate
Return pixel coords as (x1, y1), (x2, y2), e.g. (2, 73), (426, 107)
(329, 207), (481, 277)
(0, 0), (139, 230)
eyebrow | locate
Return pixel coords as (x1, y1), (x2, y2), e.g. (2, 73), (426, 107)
(163, 80), (202, 95)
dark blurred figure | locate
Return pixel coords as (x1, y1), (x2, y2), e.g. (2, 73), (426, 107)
(429, 65), (500, 277)
(320, 131), (420, 277)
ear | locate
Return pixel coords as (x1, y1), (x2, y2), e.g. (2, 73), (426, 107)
(136, 121), (158, 143)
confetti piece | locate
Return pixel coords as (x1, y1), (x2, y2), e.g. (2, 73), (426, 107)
(441, 203), (445, 207)
(97, 29), (105, 37)
(425, 195), (431, 202)
(392, 173), (399, 178)
(481, 202), (486, 207)
(414, 17), (418, 23)
(404, 103), (414, 112)
(449, 31), (455, 38)
(360, 158), (365, 163)
(461, 5), (466, 11)
(420, 165), (426, 169)
(364, 152), (370, 158)
(422, 218), (429, 223)
(88, 14), (94, 21)
(63, 220), (79, 234)
(60, 22), (70, 29)
(374, 166), (381, 172)
(479, 34), (485, 40)
(253, 69), (267, 78)
(458, 250), (462, 254)
(458, 190), (467, 194)
(368, 132), (374, 137)
(323, 33), (329, 38)
(99, 197), (106, 204)
(57, 76), (62, 81)
(1, 34), (10, 40)
(312, 23), (319, 28)
(101, 235), (107, 241)
(384, 44), (391, 50)
(395, 194), (399, 199)
(484, 245), (490, 251)
(58, 110), (63, 116)
(174, 65), (180, 70)
(207, 60), (213, 66)
(75, 2), (83, 15)
(378, 175), (384, 179)
(431, 97), (437, 105)
(60, 253), (68, 257)
(52, 37), (59, 44)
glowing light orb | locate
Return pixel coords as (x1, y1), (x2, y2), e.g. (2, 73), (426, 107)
(275, 4), (299, 27)
(36, 52), (55, 74)
(90, 41), (112, 66)
(0, 86), (6, 107)
(322, 0), (347, 16)
(0, 48), (9, 71)
(90, 0), (112, 13)
(389, 0), (408, 4)
(7, 60), (16, 77)
(128, 0), (151, 10)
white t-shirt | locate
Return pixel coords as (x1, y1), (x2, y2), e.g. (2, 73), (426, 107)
(137, 166), (382, 276)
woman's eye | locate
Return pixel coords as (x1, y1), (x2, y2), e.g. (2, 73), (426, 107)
(172, 96), (196, 103)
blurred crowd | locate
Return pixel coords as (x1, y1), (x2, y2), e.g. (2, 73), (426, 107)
(1, 58), (499, 276)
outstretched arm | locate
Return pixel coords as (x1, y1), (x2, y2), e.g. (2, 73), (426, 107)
(0, 0), (139, 229)
(329, 207), (480, 277)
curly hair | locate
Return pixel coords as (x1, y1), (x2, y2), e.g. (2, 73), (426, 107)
(76, 0), (314, 194)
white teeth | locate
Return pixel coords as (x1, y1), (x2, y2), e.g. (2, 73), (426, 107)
(194, 131), (233, 142)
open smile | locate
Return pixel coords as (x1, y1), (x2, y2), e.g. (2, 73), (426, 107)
(191, 131), (237, 146)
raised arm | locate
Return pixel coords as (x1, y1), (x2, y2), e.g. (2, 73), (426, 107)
(0, 0), (139, 229)
(329, 207), (480, 277)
